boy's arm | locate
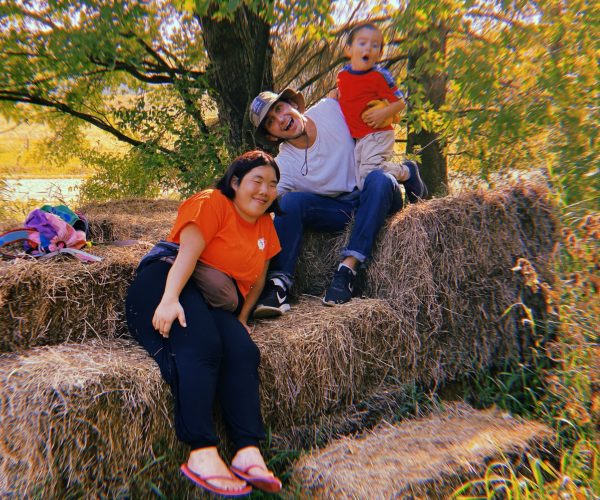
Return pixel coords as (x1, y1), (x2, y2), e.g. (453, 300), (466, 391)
(362, 99), (405, 129)
(363, 67), (406, 128)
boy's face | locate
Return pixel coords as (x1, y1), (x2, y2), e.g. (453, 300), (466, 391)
(344, 27), (383, 72)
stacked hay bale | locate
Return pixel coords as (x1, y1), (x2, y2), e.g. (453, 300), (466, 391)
(0, 339), (193, 498)
(0, 199), (178, 351)
(81, 198), (179, 243)
(297, 182), (558, 386)
(291, 403), (553, 499)
(0, 183), (560, 497)
(0, 246), (143, 351)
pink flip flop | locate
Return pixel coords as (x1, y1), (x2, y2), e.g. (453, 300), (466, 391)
(230, 464), (283, 493)
(180, 464), (252, 497)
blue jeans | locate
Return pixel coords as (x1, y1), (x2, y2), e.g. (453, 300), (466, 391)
(271, 169), (403, 287)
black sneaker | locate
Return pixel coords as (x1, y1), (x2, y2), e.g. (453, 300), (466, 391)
(403, 161), (428, 203)
(253, 278), (291, 318)
(322, 265), (356, 306)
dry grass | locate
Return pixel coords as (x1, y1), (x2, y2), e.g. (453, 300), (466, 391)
(0, 199), (179, 352)
(295, 181), (559, 386)
(254, 297), (418, 432)
(291, 403), (552, 499)
(0, 338), (193, 499)
(0, 183), (561, 496)
(80, 198), (179, 243)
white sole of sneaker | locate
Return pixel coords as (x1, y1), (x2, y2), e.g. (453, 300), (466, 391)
(253, 304), (291, 318)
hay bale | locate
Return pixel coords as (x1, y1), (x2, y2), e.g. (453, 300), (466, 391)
(291, 403), (552, 499)
(254, 297), (419, 432)
(0, 339), (192, 499)
(79, 198), (179, 243)
(0, 244), (148, 352)
(270, 382), (426, 451)
(293, 181), (559, 385)
(0, 299), (417, 497)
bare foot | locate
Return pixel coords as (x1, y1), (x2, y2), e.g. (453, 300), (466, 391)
(231, 446), (275, 479)
(187, 446), (247, 492)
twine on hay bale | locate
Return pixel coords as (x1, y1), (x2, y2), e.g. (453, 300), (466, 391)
(0, 244), (148, 352)
(80, 198), (179, 243)
(291, 403), (552, 499)
(0, 338), (191, 499)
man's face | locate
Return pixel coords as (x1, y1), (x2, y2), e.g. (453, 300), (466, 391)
(263, 100), (305, 141)
(344, 27), (383, 72)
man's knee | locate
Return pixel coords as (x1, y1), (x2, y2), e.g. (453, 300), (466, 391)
(278, 191), (307, 216)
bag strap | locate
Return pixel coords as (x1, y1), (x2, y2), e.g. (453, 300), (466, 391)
(0, 228), (39, 258)
(38, 248), (103, 263)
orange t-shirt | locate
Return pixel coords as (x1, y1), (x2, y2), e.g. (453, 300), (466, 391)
(168, 189), (280, 298)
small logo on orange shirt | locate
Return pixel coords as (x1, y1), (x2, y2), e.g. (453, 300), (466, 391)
(257, 238), (265, 250)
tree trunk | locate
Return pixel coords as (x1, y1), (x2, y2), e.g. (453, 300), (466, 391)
(198, 5), (273, 152)
(406, 26), (448, 196)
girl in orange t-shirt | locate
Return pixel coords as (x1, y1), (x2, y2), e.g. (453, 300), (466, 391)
(126, 151), (282, 496)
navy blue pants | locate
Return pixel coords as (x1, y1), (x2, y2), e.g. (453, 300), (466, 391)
(125, 260), (265, 451)
(270, 169), (403, 286)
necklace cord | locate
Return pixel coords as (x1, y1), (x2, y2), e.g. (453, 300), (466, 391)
(300, 132), (309, 176)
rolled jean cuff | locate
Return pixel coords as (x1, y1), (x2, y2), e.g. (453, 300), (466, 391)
(267, 271), (293, 291)
(340, 249), (367, 266)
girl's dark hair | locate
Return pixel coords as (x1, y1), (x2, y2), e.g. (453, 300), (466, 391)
(215, 150), (282, 215)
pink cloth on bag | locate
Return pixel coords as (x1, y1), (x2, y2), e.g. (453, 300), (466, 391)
(24, 209), (86, 252)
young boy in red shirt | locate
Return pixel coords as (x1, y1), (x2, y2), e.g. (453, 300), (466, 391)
(337, 22), (427, 199)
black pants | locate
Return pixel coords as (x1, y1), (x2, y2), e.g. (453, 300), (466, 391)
(125, 260), (265, 451)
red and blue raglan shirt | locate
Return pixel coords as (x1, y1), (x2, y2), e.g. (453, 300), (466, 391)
(337, 64), (405, 139)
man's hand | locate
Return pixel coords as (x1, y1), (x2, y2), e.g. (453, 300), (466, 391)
(327, 88), (339, 100)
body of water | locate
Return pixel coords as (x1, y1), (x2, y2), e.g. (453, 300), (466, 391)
(2, 178), (83, 202)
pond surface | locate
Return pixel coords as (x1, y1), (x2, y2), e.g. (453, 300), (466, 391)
(2, 178), (82, 202)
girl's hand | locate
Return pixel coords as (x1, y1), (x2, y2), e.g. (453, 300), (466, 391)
(152, 299), (187, 338)
(238, 316), (251, 333)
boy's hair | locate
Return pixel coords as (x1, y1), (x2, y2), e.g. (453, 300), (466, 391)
(346, 22), (384, 49)
(215, 150), (282, 215)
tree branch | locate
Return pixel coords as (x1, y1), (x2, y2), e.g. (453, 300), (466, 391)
(0, 91), (175, 155)
(298, 56), (346, 92)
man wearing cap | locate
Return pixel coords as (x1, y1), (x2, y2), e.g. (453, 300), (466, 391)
(249, 88), (426, 316)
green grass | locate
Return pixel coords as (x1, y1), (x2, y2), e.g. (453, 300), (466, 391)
(455, 198), (599, 497)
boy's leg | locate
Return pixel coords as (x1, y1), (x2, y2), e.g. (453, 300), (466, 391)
(355, 131), (396, 189)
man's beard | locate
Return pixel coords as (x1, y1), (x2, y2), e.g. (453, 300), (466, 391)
(288, 118), (307, 140)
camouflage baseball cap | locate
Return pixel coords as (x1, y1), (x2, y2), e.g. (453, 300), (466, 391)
(249, 88), (305, 145)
